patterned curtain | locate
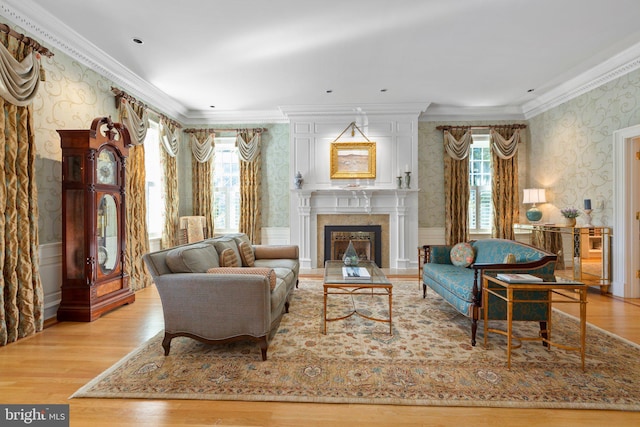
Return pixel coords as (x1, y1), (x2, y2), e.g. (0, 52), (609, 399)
(0, 34), (44, 345)
(490, 127), (520, 239)
(190, 131), (214, 237)
(159, 119), (180, 249)
(237, 130), (262, 244)
(443, 128), (472, 245)
(119, 99), (152, 291)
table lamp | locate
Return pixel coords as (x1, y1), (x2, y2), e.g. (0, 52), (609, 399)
(523, 188), (546, 222)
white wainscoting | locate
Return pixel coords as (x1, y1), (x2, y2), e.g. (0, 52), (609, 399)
(39, 243), (62, 321)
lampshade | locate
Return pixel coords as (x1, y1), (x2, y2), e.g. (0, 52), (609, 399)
(523, 188), (546, 222)
(523, 188), (546, 205)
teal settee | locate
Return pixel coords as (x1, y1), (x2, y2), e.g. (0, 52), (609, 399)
(421, 238), (557, 346)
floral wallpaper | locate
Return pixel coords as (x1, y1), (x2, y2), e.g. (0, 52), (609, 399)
(528, 68), (640, 226)
(29, 42), (118, 244)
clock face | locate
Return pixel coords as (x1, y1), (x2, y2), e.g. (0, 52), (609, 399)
(97, 149), (117, 185)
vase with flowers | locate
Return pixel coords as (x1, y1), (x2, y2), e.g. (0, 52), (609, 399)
(560, 207), (581, 227)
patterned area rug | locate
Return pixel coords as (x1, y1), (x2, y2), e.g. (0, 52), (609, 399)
(72, 279), (640, 410)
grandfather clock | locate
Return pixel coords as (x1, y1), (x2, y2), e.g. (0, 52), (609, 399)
(57, 116), (135, 321)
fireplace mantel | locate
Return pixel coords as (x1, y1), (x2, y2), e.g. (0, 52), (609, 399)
(291, 188), (418, 269)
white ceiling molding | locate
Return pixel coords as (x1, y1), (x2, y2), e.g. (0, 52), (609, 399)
(280, 103), (430, 118)
(522, 41), (640, 119)
(420, 105), (526, 122)
(1, 1), (190, 122)
(181, 109), (289, 125)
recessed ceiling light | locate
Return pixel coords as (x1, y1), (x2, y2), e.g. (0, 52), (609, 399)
(326, 89), (333, 94)
(210, 105), (215, 108)
(527, 88), (535, 93)
(132, 37), (144, 45)
(380, 88), (388, 92)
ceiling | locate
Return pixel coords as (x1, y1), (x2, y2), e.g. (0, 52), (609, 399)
(6, 0), (640, 123)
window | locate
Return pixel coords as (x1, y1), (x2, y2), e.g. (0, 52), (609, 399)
(469, 133), (492, 233)
(213, 137), (240, 232)
(143, 121), (165, 239)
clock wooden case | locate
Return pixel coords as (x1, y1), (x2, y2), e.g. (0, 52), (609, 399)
(58, 116), (135, 321)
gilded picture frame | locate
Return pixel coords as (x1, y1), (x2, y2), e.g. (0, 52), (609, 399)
(330, 142), (376, 179)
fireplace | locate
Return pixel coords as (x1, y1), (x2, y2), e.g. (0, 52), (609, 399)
(324, 225), (382, 267)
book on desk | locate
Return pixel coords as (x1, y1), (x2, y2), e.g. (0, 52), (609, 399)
(342, 266), (371, 281)
(496, 273), (543, 283)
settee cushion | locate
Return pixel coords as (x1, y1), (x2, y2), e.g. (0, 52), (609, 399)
(207, 267), (277, 290)
(220, 248), (240, 267)
(450, 242), (475, 267)
(238, 241), (256, 267)
(165, 243), (219, 273)
(213, 238), (242, 264)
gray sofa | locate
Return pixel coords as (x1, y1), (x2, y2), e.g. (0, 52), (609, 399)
(142, 233), (299, 360)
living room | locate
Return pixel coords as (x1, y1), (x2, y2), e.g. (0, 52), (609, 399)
(2, 1), (640, 425)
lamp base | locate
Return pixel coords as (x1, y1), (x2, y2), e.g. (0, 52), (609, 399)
(526, 206), (543, 222)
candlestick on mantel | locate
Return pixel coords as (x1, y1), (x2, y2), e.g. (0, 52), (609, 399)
(404, 164), (410, 173)
(584, 199), (591, 210)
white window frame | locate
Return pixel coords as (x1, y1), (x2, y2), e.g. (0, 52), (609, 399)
(143, 120), (165, 240)
(468, 133), (492, 234)
(212, 137), (240, 233)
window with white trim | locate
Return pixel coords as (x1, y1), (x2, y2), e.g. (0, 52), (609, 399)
(143, 120), (165, 239)
(213, 137), (240, 233)
(468, 133), (492, 233)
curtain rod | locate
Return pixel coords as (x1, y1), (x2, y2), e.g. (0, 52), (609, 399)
(0, 23), (54, 57)
(436, 124), (527, 131)
(183, 127), (268, 134)
(111, 87), (182, 129)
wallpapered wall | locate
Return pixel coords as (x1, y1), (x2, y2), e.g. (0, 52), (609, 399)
(528, 67), (640, 227)
(30, 45), (119, 244)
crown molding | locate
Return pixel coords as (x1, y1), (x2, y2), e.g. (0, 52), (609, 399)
(1, 0), (190, 123)
(180, 109), (289, 125)
(419, 104), (526, 122)
(522, 41), (640, 119)
(280, 103), (430, 118)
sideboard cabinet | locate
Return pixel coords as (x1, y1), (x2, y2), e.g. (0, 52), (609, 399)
(513, 223), (612, 294)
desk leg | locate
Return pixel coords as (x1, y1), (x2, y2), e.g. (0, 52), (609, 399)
(483, 277), (489, 346)
(323, 285), (328, 335)
(507, 288), (513, 369)
(580, 288), (587, 371)
(389, 288), (393, 335)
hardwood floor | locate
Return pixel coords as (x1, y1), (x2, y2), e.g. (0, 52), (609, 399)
(1, 276), (640, 426)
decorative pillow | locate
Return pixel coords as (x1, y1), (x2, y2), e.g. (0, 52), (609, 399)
(238, 241), (255, 267)
(165, 243), (219, 273)
(504, 253), (517, 264)
(207, 267), (277, 290)
(213, 238), (242, 267)
(220, 248), (240, 267)
(450, 242), (475, 267)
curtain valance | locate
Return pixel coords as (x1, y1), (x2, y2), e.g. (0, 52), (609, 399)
(490, 128), (520, 159)
(119, 98), (149, 146)
(236, 132), (261, 162)
(160, 119), (180, 157)
(444, 130), (473, 160)
(0, 42), (41, 106)
(190, 133), (215, 163)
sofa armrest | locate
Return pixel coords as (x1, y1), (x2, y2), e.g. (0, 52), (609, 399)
(153, 273), (272, 338)
(253, 245), (299, 260)
(421, 244), (454, 264)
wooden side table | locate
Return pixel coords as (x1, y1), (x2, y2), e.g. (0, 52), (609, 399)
(482, 272), (588, 371)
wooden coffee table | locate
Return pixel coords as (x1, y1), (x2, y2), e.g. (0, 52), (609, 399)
(323, 260), (393, 335)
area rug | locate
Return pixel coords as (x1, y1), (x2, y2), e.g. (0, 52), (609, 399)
(72, 279), (640, 410)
